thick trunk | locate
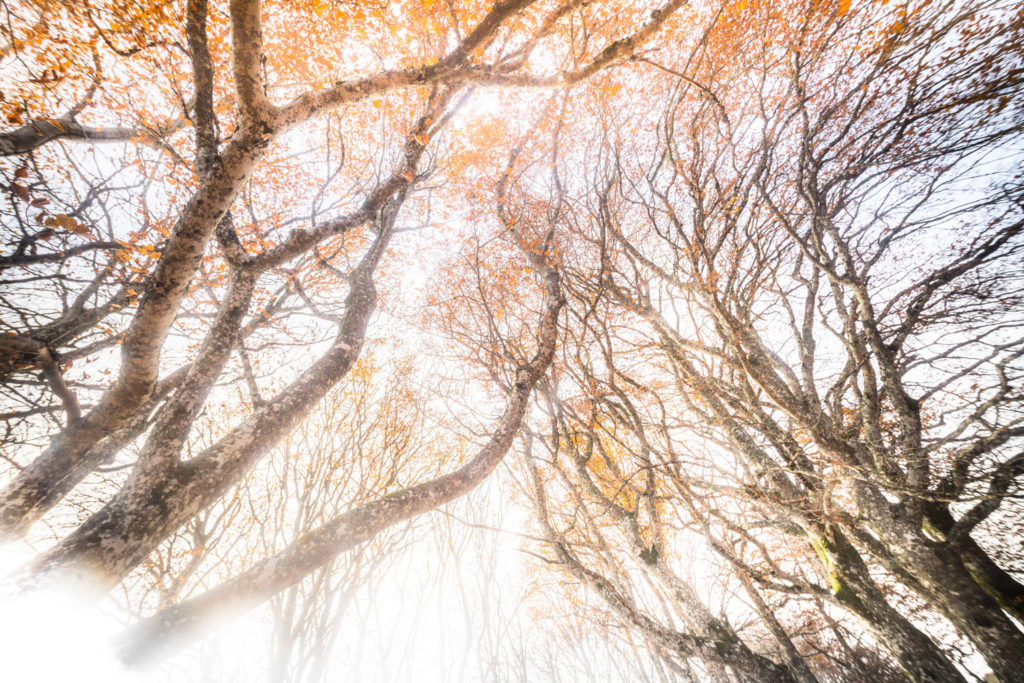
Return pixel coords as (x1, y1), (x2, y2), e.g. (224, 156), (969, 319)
(0, 397), (170, 540)
(897, 539), (1024, 683)
(817, 531), (965, 683)
(859, 489), (1024, 680)
(925, 503), (1024, 625)
(16, 91), (441, 576)
(960, 541), (1024, 624)
(850, 475), (1024, 679)
(5, 271), (252, 545)
(27, 461), (197, 588)
(119, 378), (534, 664)
(29, 239), (384, 586)
(32, 318), (376, 586)
(0, 138), (264, 537)
(0, 428), (108, 539)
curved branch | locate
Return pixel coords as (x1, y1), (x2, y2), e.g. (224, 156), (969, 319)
(119, 260), (564, 666)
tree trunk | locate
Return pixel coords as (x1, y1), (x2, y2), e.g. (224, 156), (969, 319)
(29, 240), (383, 587)
(925, 503), (1024, 625)
(0, 137), (265, 538)
(896, 539), (1024, 683)
(817, 530), (965, 683)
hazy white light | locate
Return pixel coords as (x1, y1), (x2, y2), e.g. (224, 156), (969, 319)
(0, 550), (149, 682)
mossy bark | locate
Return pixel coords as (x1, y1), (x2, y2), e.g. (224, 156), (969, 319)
(813, 530), (965, 683)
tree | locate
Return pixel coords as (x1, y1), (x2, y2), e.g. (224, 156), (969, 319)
(514, 0), (1024, 679)
(2, 0), (689, 665)
(0, 0), (682, 554)
(3, 0), (1023, 679)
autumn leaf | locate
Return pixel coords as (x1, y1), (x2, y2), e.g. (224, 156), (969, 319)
(10, 183), (30, 202)
(48, 213), (93, 237)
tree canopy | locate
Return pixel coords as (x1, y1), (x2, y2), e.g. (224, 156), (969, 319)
(1, 0), (1023, 680)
